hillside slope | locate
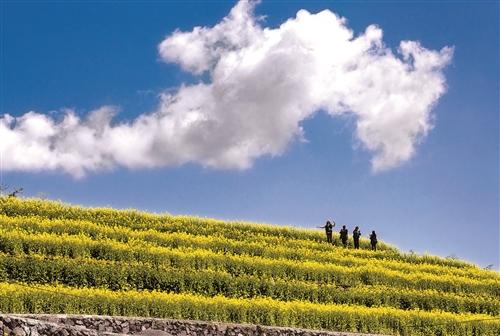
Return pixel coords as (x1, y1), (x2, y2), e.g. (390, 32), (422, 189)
(0, 197), (498, 336)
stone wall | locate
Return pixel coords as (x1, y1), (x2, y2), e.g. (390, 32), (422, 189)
(0, 315), (389, 336)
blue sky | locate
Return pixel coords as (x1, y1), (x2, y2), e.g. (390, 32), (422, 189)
(1, 1), (498, 268)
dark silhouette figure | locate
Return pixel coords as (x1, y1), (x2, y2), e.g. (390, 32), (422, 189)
(353, 226), (361, 249)
(339, 225), (348, 247)
(320, 220), (334, 243)
(370, 231), (378, 251)
(8, 188), (23, 198)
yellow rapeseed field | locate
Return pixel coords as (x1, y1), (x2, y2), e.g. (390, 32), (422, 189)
(0, 197), (498, 335)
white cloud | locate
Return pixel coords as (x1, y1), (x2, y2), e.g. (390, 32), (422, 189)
(0, 0), (453, 177)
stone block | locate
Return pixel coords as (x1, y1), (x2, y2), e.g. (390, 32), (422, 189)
(12, 327), (26, 336)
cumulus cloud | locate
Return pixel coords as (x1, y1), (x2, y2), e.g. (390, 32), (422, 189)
(0, 0), (453, 177)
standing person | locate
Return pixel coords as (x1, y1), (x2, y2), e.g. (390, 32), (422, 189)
(339, 225), (348, 247)
(370, 231), (378, 251)
(319, 220), (335, 243)
(353, 226), (361, 249)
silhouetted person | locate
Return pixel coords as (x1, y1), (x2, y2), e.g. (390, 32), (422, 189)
(353, 226), (361, 249)
(370, 231), (378, 251)
(320, 220), (334, 243)
(339, 225), (348, 247)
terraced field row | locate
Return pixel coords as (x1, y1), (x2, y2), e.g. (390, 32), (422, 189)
(1, 282), (499, 336)
(1, 214), (496, 282)
(1, 253), (497, 315)
(0, 229), (498, 297)
(0, 198), (472, 268)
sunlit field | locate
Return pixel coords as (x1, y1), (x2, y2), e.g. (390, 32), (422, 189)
(0, 197), (498, 335)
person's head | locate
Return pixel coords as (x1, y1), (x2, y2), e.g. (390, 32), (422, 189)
(355, 226), (359, 230)
(326, 220), (331, 225)
(342, 225), (346, 229)
(372, 230), (376, 234)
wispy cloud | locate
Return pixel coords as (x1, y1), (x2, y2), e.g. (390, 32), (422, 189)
(0, 0), (453, 177)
